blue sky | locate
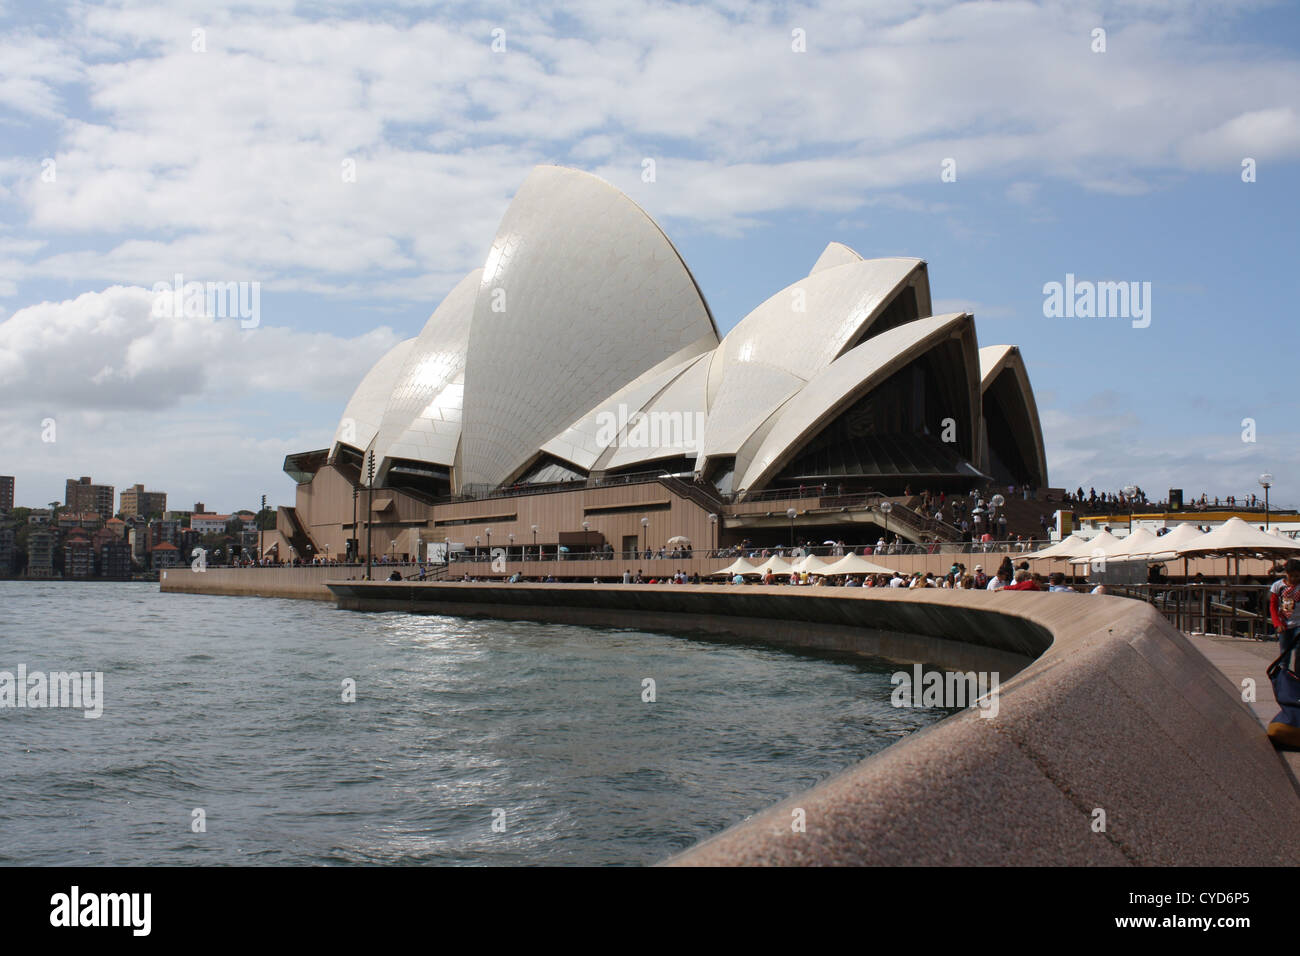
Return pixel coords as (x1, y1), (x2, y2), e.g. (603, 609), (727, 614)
(1, 0), (1298, 513)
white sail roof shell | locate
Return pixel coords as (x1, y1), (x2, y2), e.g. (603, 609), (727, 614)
(701, 257), (928, 463)
(333, 338), (416, 455)
(977, 343), (1049, 488)
(539, 353), (706, 473)
(809, 241), (864, 275)
(458, 165), (719, 490)
(367, 269), (480, 473)
(603, 352), (712, 470)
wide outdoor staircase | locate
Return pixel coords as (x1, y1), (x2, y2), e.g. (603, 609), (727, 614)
(658, 475), (727, 514)
(892, 496), (962, 542)
(276, 506), (319, 562)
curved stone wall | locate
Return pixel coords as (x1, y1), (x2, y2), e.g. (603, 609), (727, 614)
(324, 582), (1300, 866)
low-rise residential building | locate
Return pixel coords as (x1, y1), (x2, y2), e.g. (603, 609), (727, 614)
(0, 524), (14, 575)
(129, 527), (149, 566)
(151, 542), (180, 569)
(92, 526), (120, 553)
(0, 475), (13, 514)
(64, 533), (94, 578)
(191, 513), (236, 533)
(150, 519), (181, 548)
(27, 509), (51, 525)
(58, 512), (103, 532)
(99, 539), (133, 579)
(27, 530), (55, 578)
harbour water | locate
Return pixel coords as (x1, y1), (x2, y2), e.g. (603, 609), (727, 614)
(0, 581), (947, 865)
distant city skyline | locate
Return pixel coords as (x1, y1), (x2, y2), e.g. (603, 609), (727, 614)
(2, 0), (1298, 508)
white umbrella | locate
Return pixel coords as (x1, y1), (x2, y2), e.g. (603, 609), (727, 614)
(712, 557), (760, 577)
(667, 535), (691, 546)
(1176, 515), (1300, 580)
(1141, 522), (1208, 561)
(793, 553), (831, 574)
(755, 555), (794, 576)
(1027, 533), (1091, 561)
(1179, 516), (1300, 558)
(821, 553), (897, 576)
(1104, 527), (1161, 562)
(1067, 530), (1125, 567)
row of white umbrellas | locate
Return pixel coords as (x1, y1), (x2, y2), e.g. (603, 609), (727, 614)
(713, 552), (897, 578)
(1030, 518), (1300, 568)
(708, 518), (1297, 579)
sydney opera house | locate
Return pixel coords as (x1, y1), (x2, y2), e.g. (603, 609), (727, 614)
(272, 166), (1047, 567)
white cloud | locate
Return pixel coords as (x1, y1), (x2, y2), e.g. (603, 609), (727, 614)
(1179, 107), (1300, 167)
(0, 0), (1297, 303)
(0, 285), (402, 410)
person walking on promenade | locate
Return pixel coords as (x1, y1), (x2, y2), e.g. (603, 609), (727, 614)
(1269, 559), (1300, 645)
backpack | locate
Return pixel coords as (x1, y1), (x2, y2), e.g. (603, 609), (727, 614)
(1267, 628), (1300, 748)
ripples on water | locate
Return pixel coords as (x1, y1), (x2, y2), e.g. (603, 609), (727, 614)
(0, 581), (947, 866)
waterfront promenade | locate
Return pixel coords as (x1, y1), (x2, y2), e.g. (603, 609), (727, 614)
(319, 581), (1300, 866)
(159, 547), (1284, 602)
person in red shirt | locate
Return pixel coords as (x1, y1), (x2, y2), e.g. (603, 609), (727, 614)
(1269, 559), (1300, 642)
(1003, 570), (1040, 591)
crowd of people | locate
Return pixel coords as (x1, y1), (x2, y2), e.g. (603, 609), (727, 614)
(715, 555), (1088, 592)
(1063, 486), (1271, 513)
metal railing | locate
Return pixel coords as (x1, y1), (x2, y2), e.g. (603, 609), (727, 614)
(436, 468), (672, 505)
(440, 538), (1055, 564)
(1109, 583), (1274, 640)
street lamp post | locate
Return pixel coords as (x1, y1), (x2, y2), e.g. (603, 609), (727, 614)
(444, 536), (450, 571)
(786, 508), (797, 548)
(1260, 473), (1274, 530)
(991, 493), (1005, 539)
(259, 494), (266, 568)
(390, 540), (397, 563)
(508, 533), (514, 562)
(485, 527), (491, 557)
(640, 516), (649, 556)
(581, 521), (590, 557)
(531, 524), (539, 562)
(1122, 484), (1137, 532)
(365, 451), (375, 581)
(708, 513), (718, 554)
(880, 500), (892, 542)
(351, 485), (358, 563)
(474, 535), (480, 561)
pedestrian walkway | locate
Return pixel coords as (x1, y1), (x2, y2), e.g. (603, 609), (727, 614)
(1185, 633), (1300, 781)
